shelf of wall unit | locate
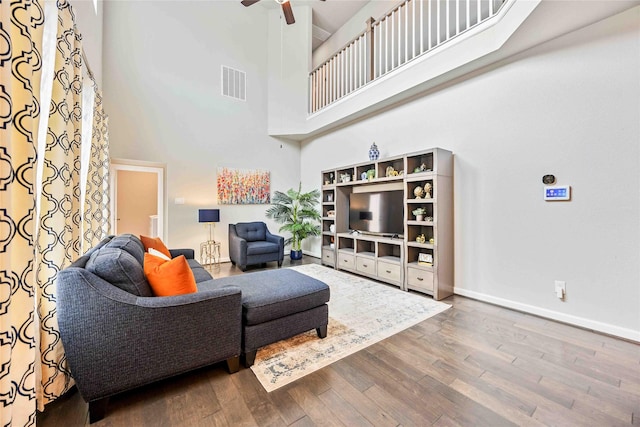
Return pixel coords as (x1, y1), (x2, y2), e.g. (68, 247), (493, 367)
(321, 148), (453, 300)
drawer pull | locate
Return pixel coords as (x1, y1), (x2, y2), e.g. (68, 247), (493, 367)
(386, 270), (391, 274)
(363, 264), (368, 268)
(417, 277), (423, 281)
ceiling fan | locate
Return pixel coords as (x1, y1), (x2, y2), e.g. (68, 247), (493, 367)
(241, 0), (325, 25)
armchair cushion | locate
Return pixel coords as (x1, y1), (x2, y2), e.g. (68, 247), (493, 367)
(235, 222), (267, 242)
(86, 248), (153, 297)
(247, 241), (280, 256)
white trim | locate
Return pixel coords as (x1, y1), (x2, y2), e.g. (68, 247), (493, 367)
(454, 288), (640, 343)
(110, 162), (165, 241)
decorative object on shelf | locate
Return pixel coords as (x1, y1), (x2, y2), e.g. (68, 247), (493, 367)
(329, 224), (335, 233)
(327, 210), (335, 217)
(413, 163), (432, 173)
(425, 216), (433, 222)
(361, 172), (367, 180)
(265, 182), (321, 260)
(340, 173), (351, 183)
(324, 179), (330, 185)
(217, 167), (270, 204)
(385, 166), (400, 177)
(418, 253), (433, 266)
(429, 237), (435, 244)
(368, 142), (380, 160)
(366, 169), (375, 181)
(327, 193), (333, 202)
(424, 182), (432, 198)
(329, 172), (334, 184)
(412, 207), (427, 221)
(413, 185), (425, 198)
(416, 234), (426, 243)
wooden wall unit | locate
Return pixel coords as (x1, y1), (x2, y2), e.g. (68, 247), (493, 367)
(321, 148), (453, 300)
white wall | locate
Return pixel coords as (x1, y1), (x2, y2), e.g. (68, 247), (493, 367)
(301, 7), (640, 339)
(102, 1), (302, 258)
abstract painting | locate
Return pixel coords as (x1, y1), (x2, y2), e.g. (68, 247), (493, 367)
(217, 167), (271, 204)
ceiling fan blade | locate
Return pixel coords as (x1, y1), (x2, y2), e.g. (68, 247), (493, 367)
(281, 1), (295, 25)
(241, 0), (260, 7)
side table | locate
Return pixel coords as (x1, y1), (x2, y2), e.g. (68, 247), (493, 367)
(200, 240), (221, 271)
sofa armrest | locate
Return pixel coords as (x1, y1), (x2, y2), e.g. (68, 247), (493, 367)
(57, 268), (242, 403)
(169, 248), (195, 259)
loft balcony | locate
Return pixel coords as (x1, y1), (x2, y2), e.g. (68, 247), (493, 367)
(266, 0), (636, 140)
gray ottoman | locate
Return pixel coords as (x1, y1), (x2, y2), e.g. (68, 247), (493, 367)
(211, 269), (330, 367)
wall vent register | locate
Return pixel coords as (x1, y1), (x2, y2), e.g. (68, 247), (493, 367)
(222, 65), (246, 101)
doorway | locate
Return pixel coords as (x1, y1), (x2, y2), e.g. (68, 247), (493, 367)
(110, 161), (164, 240)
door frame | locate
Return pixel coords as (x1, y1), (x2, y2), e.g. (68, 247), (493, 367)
(110, 159), (165, 240)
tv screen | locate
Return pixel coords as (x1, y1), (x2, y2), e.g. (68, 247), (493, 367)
(349, 191), (404, 236)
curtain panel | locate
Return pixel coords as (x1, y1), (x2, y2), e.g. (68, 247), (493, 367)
(82, 86), (111, 251)
(35, 0), (85, 408)
(0, 0), (45, 425)
(2, 0), (111, 422)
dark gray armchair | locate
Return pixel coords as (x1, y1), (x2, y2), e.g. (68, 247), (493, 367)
(229, 221), (284, 271)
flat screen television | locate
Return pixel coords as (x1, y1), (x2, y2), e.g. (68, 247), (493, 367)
(349, 191), (404, 237)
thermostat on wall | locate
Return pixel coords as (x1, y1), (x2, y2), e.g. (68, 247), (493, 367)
(544, 185), (571, 201)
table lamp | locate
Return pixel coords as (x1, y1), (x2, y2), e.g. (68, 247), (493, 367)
(198, 209), (220, 243)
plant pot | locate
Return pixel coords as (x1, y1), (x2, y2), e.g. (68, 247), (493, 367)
(416, 214), (424, 221)
(290, 250), (303, 260)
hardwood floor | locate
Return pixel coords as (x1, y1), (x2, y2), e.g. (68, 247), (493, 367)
(38, 257), (640, 426)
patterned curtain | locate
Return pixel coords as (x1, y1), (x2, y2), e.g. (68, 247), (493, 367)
(82, 86), (111, 251)
(0, 0), (44, 425)
(34, 0), (83, 408)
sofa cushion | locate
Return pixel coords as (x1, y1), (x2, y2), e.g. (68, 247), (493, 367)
(144, 253), (197, 296)
(105, 234), (145, 265)
(187, 259), (213, 283)
(86, 247), (153, 297)
(246, 241), (279, 256)
(140, 235), (172, 258)
(235, 222), (267, 242)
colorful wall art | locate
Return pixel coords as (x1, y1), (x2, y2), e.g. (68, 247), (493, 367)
(217, 167), (271, 204)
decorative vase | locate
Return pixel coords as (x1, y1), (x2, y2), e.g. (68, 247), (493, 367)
(416, 214), (424, 221)
(369, 143), (380, 161)
(290, 250), (303, 260)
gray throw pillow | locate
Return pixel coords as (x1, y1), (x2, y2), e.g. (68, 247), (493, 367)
(105, 234), (145, 265)
(86, 247), (153, 297)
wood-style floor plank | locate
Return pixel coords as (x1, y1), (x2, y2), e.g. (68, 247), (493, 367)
(36, 258), (640, 426)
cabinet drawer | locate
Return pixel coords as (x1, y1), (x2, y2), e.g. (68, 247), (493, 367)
(321, 249), (335, 266)
(378, 261), (402, 282)
(356, 256), (376, 275)
(407, 267), (434, 292)
(338, 252), (355, 270)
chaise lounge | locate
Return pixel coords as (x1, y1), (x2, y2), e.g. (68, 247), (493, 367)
(57, 234), (329, 422)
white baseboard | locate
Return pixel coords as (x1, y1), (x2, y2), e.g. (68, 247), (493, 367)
(454, 288), (640, 343)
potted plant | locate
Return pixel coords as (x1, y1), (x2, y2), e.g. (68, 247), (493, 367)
(266, 183), (321, 260)
(412, 207), (427, 221)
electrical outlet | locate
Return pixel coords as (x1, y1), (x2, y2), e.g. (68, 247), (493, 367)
(555, 280), (566, 299)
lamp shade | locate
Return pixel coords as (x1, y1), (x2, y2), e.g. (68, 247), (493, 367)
(198, 209), (220, 223)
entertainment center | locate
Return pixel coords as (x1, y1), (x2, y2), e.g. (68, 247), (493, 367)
(321, 148), (453, 300)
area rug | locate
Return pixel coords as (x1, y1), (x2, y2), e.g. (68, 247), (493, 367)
(250, 264), (451, 392)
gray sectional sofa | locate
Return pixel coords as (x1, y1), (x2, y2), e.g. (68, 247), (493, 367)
(57, 234), (329, 423)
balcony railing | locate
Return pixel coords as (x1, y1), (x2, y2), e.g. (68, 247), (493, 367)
(309, 0), (508, 114)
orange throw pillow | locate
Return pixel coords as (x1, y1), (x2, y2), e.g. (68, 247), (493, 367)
(140, 235), (171, 258)
(143, 253), (197, 297)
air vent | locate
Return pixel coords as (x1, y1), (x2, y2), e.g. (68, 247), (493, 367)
(221, 65), (246, 101)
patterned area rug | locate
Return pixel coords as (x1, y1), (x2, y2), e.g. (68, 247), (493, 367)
(250, 264), (451, 392)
